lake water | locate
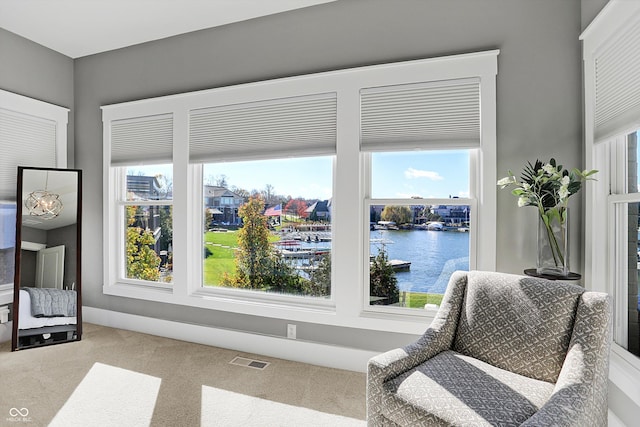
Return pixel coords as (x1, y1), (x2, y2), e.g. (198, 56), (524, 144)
(370, 229), (469, 294)
(278, 228), (469, 294)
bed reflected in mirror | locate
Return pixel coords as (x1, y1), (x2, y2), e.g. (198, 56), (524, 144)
(11, 167), (82, 350)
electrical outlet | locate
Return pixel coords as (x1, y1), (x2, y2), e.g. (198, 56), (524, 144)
(287, 324), (296, 339)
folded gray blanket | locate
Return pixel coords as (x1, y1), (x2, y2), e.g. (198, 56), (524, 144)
(23, 287), (77, 317)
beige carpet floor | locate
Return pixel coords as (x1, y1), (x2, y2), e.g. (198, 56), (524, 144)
(0, 323), (366, 427)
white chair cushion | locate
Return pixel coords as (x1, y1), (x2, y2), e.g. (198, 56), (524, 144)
(381, 350), (555, 426)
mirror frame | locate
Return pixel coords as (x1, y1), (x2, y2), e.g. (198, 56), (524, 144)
(11, 166), (82, 350)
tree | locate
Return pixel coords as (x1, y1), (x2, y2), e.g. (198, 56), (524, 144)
(284, 198), (308, 220)
(204, 174), (228, 187)
(219, 195), (329, 296)
(307, 254), (331, 296)
(369, 249), (399, 305)
(214, 174), (228, 187)
(370, 207), (381, 223)
(159, 205), (173, 252)
(234, 196), (273, 287)
(381, 205), (413, 225)
(155, 173), (173, 199)
(230, 186), (251, 202)
(126, 206), (161, 281)
(262, 184), (276, 204)
(425, 212), (444, 222)
(205, 208), (213, 230)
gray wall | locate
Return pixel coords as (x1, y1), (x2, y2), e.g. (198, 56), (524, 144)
(48, 224), (78, 290)
(581, 0), (609, 30)
(0, 28), (75, 166)
(73, 0), (584, 350)
(19, 226), (46, 287)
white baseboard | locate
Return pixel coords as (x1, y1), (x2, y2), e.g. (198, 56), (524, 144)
(82, 306), (377, 373)
(608, 409), (627, 427)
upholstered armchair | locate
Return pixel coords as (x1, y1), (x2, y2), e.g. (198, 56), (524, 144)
(367, 271), (611, 426)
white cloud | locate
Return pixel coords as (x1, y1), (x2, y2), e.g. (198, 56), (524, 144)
(404, 168), (444, 181)
(396, 192), (423, 198)
(458, 191), (470, 198)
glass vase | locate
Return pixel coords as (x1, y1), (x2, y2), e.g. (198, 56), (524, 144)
(537, 208), (569, 277)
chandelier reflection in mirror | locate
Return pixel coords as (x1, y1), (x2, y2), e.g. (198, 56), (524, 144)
(24, 172), (63, 220)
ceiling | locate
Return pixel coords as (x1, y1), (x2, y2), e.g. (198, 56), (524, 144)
(21, 169), (78, 231)
(0, 0), (336, 58)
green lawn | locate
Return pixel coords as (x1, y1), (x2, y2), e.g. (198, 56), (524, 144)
(202, 230), (279, 286)
(203, 231), (238, 286)
(204, 230), (238, 247)
(404, 292), (444, 308)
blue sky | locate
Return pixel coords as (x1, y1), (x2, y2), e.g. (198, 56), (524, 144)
(205, 150), (469, 200)
(371, 150), (469, 199)
(204, 157), (334, 200)
(129, 150), (470, 200)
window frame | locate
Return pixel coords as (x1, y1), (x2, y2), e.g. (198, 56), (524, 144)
(363, 195), (477, 316)
(602, 135), (639, 348)
(362, 148), (478, 316)
(116, 166), (174, 289)
(102, 50), (498, 334)
(190, 160), (337, 310)
(582, 0), (640, 407)
(590, 130), (640, 406)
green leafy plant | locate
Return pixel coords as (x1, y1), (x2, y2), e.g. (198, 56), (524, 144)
(125, 206), (161, 282)
(369, 249), (399, 305)
(497, 159), (597, 268)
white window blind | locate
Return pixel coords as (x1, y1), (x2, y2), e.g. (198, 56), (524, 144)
(594, 19), (640, 142)
(360, 78), (480, 151)
(0, 108), (57, 198)
(189, 93), (337, 163)
(110, 113), (173, 166)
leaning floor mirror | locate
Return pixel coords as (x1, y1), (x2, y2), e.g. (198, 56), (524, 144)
(12, 167), (82, 350)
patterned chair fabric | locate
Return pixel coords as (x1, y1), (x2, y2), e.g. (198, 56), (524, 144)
(367, 271), (612, 427)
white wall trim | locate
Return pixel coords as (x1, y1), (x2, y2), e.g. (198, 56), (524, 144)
(21, 241), (46, 251)
(82, 306), (377, 373)
(608, 409), (626, 427)
(610, 344), (640, 408)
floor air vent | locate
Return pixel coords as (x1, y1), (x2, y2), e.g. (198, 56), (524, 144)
(229, 356), (270, 370)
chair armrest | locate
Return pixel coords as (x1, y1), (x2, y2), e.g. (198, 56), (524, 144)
(522, 292), (612, 427)
(368, 330), (442, 384)
(366, 271), (468, 422)
(366, 329), (447, 425)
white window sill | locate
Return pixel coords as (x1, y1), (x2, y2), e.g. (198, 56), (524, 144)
(610, 343), (640, 408)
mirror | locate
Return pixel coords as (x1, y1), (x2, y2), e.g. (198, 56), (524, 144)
(11, 167), (82, 350)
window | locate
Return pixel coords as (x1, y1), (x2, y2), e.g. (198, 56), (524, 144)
(0, 89), (68, 305)
(596, 131), (640, 357)
(201, 157), (333, 299)
(122, 165), (173, 284)
(361, 78), (481, 313)
(104, 113), (173, 288)
(367, 151), (473, 311)
(582, 0), (640, 404)
(102, 50), (497, 331)
(189, 93), (336, 302)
